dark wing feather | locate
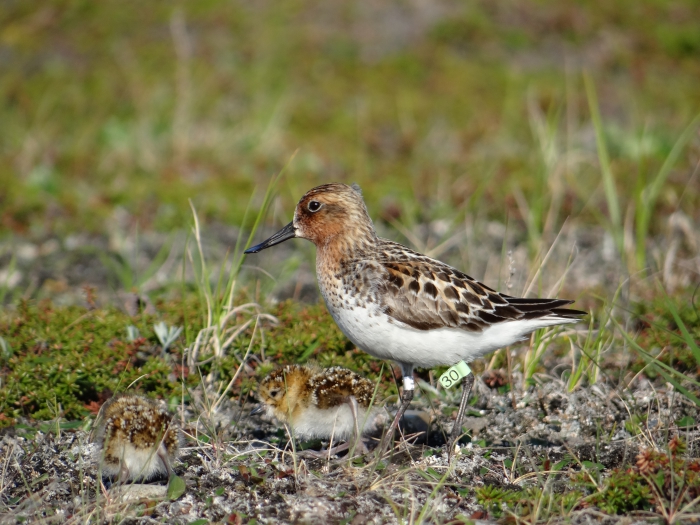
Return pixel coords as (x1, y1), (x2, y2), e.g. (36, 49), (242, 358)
(365, 239), (585, 332)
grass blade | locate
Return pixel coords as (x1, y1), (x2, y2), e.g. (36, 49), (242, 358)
(584, 72), (622, 251)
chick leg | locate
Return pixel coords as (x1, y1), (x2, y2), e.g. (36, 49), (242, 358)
(117, 463), (130, 484)
(347, 396), (368, 455)
(299, 442), (351, 459)
(158, 444), (174, 478)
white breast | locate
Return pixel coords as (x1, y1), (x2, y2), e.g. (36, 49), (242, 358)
(103, 443), (169, 481)
(289, 404), (383, 441)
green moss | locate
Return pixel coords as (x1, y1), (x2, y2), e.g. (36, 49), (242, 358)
(582, 439), (699, 515)
(0, 301), (185, 424)
(632, 289), (700, 376)
(474, 441), (699, 519)
(582, 468), (653, 514)
(476, 484), (584, 520)
(0, 298), (390, 426)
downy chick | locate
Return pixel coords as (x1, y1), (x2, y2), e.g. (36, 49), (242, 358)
(92, 394), (180, 482)
(257, 365), (383, 453)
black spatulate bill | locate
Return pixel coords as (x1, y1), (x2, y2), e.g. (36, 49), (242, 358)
(245, 222), (296, 254)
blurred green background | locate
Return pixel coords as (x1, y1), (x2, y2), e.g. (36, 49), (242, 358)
(2, 0), (699, 240)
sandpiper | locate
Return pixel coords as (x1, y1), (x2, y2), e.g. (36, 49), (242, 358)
(91, 394), (180, 482)
(256, 364), (382, 455)
(245, 183), (585, 456)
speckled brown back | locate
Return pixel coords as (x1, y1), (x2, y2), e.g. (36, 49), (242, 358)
(93, 394), (179, 461)
(309, 366), (376, 409)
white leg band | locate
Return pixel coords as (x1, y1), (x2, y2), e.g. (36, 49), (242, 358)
(403, 376), (415, 391)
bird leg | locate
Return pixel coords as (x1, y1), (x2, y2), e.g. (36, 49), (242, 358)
(348, 395), (369, 456)
(298, 442), (351, 459)
(114, 457), (130, 485)
(379, 373), (415, 454)
(447, 373), (475, 460)
(350, 395), (361, 445)
(158, 445), (174, 478)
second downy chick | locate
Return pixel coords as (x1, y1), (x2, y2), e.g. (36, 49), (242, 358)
(92, 394), (181, 482)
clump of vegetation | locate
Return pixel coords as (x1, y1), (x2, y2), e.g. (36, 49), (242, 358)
(475, 485), (525, 517)
(619, 287), (700, 409)
(632, 291), (700, 377)
(0, 297), (388, 426)
(480, 485), (584, 521)
(585, 437), (700, 519)
(474, 438), (700, 521)
(0, 300), (187, 424)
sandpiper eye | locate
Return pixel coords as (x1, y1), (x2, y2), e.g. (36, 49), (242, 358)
(269, 389), (280, 398)
(307, 200), (322, 212)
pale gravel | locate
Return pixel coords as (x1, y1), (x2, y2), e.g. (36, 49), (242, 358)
(1, 374), (697, 524)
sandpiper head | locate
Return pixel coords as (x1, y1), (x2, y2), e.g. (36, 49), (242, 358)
(92, 394), (180, 482)
(257, 365), (316, 422)
(245, 183), (375, 253)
